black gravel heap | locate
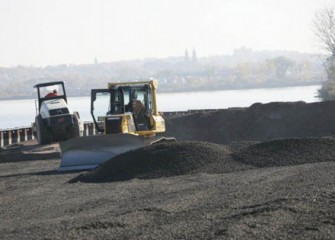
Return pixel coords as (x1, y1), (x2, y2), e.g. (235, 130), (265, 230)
(233, 137), (335, 168)
(0, 143), (60, 163)
(71, 137), (335, 183)
(71, 101), (335, 183)
(164, 101), (335, 144)
(71, 141), (243, 183)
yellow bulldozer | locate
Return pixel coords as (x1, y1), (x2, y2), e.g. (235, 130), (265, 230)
(59, 80), (173, 171)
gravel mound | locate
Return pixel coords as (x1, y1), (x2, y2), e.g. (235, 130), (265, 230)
(233, 137), (335, 167)
(72, 136), (335, 183)
(0, 142), (60, 163)
(165, 101), (335, 144)
(71, 101), (335, 183)
(70, 141), (254, 183)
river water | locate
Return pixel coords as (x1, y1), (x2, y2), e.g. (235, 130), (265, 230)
(0, 85), (321, 129)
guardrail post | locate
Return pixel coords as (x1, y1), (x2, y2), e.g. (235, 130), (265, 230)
(0, 131), (3, 147)
(86, 124), (89, 136)
(24, 129), (28, 141)
(8, 131), (12, 145)
(17, 129), (21, 143)
(93, 124), (96, 135)
(89, 123), (92, 136)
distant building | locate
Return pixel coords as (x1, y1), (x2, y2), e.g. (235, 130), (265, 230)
(184, 49), (190, 63)
(94, 57), (98, 64)
(184, 48), (198, 65)
(192, 48), (197, 63)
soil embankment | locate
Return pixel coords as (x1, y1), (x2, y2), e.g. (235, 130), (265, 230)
(164, 101), (335, 143)
(1, 101), (335, 239)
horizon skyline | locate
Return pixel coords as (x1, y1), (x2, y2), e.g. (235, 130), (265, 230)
(0, 46), (324, 68)
(0, 0), (334, 67)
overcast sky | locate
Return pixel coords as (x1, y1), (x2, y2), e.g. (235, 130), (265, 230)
(0, 0), (333, 67)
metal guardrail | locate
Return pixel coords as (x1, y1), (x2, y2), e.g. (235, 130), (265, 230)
(0, 128), (35, 147)
(0, 110), (222, 147)
(82, 122), (98, 137)
(0, 122), (98, 148)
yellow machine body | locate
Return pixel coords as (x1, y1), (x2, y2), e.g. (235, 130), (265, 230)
(59, 80), (173, 171)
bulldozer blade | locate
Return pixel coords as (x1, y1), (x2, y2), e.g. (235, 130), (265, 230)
(58, 134), (155, 171)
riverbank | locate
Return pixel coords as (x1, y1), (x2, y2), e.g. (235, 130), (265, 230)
(0, 82), (322, 101)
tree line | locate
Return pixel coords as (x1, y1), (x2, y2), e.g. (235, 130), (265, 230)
(314, 6), (335, 100)
(0, 49), (326, 100)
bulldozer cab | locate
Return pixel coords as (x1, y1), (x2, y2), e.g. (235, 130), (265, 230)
(91, 82), (155, 134)
(34, 81), (67, 111)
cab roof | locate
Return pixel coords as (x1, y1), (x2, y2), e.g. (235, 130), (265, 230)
(33, 81), (65, 88)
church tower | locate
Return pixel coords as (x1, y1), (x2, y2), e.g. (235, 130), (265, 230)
(192, 48), (197, 63)
(184, 49), (190, 63)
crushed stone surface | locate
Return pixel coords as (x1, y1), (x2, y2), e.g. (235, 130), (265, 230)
(1, 101), (335, 239)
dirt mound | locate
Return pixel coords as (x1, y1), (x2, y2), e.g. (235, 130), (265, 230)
(71, 136), (335, 183)
(164, 101), (335, 144)
(70, 141), (253, 183)
(0, 142), (60, 163)
(233, 137), (335, 167)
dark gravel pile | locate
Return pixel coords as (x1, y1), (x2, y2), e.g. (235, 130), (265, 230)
(164, 101), (335, 144)
(0, 142), (60, 163)
(71, 141), (252, 183)
(2, 101), (335, 239)
(233, 137), (335, 167)
(70, 101), (335, 183)
(71, 136), (335, 183)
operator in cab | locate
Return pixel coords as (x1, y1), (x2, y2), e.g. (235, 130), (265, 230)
(45, 89), (58, 98)
(127, 91), (144, 114)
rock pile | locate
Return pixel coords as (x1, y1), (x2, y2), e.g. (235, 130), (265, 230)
(70, 141), (241, 183)
(71, 101), (335, 183)
(164, 101), (335, 143)
(71, 137), (335, 183)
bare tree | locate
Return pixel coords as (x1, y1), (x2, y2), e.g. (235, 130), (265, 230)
(314, 7), (335, 56)
(314, 7), (335, 100)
